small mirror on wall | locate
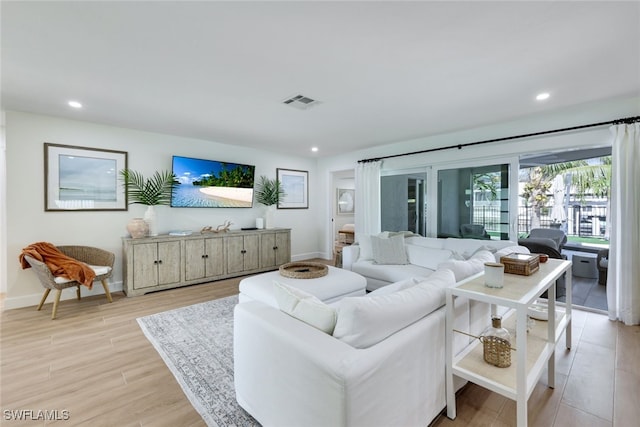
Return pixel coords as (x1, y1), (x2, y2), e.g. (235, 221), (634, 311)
(337, 188), (355, 215)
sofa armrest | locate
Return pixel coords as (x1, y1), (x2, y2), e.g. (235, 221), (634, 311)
(341, 244), (359, 270)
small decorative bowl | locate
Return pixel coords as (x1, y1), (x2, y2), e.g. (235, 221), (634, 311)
(538, 254), (549, 263)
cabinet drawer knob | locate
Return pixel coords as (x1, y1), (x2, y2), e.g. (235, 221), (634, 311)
(158, 260), (163, 264)
(241, 249), (247, 254)
(273, 246), (278, 250)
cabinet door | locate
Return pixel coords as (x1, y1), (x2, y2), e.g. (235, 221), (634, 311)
(275, 231), (291, 265)
(226, 236), (245, 274)
(243, 234), (260, 271)
(132, 243), (159, 289)
(157, 241), (181, 285)
(260, 232), (277, 268)
(185, 239), (206, 281)
(205, 237), (225, 277)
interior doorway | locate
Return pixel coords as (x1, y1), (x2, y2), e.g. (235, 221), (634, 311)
(330, 169), (355, 251)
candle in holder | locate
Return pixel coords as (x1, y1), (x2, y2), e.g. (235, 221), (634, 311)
(484, 262), (505, 288)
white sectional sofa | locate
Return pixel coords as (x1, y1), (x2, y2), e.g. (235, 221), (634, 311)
(343, 233), (529, 291)
(233, 234), (531, 426)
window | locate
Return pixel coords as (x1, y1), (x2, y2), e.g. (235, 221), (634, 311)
(437, 163), (510, 240)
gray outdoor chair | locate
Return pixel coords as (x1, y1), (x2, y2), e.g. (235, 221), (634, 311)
(460, 223), (491, 240)
(22, 245), (114, 319)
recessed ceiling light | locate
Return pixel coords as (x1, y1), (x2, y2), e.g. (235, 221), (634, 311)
(311, 147), (319, 152)
(68, 100), (83, 108)
(536, 92), (550, 101)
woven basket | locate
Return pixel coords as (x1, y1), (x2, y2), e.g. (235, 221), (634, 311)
(500, 253), (540, 276)
(279, 262), (328, 279)
(479, 335), (512, 368)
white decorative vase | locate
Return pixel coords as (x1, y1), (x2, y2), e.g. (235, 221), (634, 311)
(127, 218), (149, 239)
(144, 205), (158, 237)
(264, 205), (275, 229)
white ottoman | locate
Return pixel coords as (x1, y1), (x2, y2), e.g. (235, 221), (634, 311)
(239, 266), (367, 308)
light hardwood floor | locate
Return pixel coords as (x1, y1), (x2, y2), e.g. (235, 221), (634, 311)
(1, 262), (639, 426)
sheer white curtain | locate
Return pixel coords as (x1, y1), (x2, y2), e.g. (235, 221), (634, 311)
(355, 160), (381, 236)
(608, 122), (640, 325)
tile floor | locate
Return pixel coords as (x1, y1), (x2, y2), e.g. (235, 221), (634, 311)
(559, 251), (608, 312)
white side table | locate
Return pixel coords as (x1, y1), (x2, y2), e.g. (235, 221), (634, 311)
(445, 259), (572, 427)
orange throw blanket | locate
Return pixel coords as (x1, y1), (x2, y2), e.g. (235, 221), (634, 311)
(19, 242), (96, 289)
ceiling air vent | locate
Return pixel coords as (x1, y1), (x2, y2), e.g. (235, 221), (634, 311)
(282, 94), (320, 110)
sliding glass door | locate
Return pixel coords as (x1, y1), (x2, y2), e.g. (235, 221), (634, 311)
(380, 170), (427, 236)
(436, 163), (511, 240)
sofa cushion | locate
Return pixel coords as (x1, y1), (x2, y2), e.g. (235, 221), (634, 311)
(437, 250), (495, 282)
(332, 269), (456, 349)
(367, 276), (426, 296)
(404, 236), (445, 249)
(371, 234), (408, 265)
(273, 282), (337, 334)
(352, 261), (434, 284)
(442, 238), (521, 259)
(405, 245), (454, 270)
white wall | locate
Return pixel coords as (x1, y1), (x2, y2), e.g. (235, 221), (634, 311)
(3, 111), (321, 309)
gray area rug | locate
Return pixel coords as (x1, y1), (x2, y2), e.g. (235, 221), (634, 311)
(137, 295), (259, 427)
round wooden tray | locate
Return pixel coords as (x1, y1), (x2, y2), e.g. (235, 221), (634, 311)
(279, 262), (328, 279)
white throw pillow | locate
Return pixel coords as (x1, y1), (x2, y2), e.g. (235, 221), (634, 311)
(437, 259), (479, 282)
(494, 245), (530, 263)
(272, 281), (337, 334)
(371, 234), (408, 265)
(333, 269), (455, 348)
(470, 249), (497, 264)
(405, 244), (454, 270)
(436, 250), (494, 282)
(355, 233), (373, 261)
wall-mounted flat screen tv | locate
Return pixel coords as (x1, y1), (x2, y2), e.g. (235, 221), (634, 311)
(171, 156), (256, 208)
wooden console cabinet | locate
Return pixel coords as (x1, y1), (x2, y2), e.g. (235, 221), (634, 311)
(122, 228), (291, 296)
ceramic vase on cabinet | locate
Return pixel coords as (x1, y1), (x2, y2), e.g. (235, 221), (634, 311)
(264, 205), (275, 229)
(144, 205), (158, 236)
(127, 218), (149, 239)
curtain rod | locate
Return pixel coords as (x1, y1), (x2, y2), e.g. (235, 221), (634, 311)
(358, 115), (640, 164)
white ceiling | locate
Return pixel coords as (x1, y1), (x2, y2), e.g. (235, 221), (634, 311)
(2, 1), (639, 158)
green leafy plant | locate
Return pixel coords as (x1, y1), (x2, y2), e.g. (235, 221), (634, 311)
(120, 169), (179, 206)
(254, 175), (285, 206)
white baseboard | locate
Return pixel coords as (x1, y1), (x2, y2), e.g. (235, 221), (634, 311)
(292, 251), (329, 261)
(2, 280), (124, 310)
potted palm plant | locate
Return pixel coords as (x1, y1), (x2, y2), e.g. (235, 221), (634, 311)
(120, 169), (179, 237)
(254, 175), (285, 229)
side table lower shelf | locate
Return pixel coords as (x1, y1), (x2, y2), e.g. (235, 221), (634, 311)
(452, 308), (569, 399)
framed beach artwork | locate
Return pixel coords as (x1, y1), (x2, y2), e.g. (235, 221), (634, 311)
(44, 143), (128, 211)
(336, 188), (355, 215)
(277, 168), (308, 209)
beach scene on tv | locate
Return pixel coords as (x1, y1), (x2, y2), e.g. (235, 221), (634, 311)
(171, 156), (255, 208)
